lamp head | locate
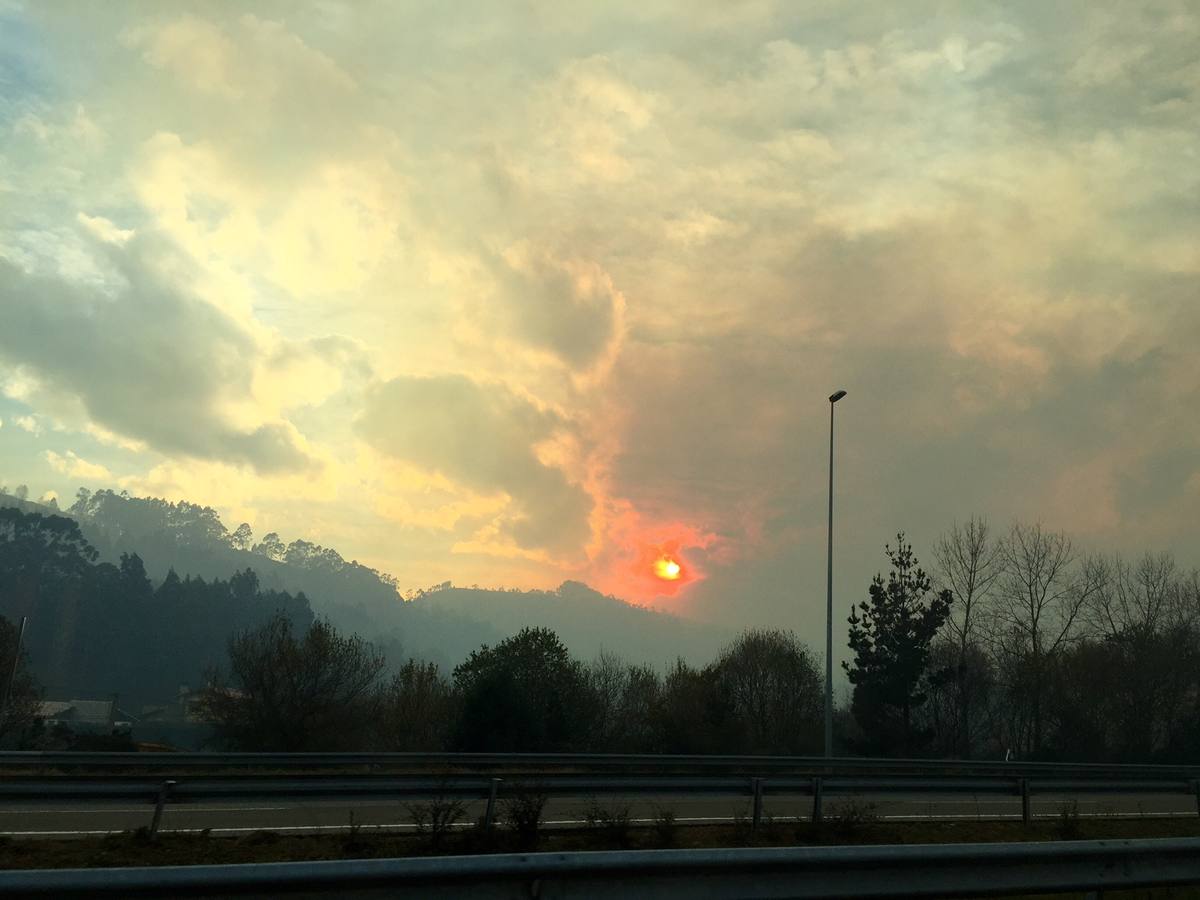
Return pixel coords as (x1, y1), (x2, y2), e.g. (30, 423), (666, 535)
(829, 389), (847, 403)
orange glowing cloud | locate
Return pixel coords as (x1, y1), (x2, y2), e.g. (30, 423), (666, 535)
(586, 499), (719, 610)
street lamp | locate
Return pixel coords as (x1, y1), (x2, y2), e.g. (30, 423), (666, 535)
(825, 389), (847, 758)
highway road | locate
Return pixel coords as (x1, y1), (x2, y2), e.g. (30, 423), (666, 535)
(3, 791), (1196, 838)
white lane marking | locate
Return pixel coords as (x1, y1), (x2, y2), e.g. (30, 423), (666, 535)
(880, 812), (1197, 820)
(3, 810), (1195, 838)
(0, 798), (1174, 814)
(0, 806), (287, 814)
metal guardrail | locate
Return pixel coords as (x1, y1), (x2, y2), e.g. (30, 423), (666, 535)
(5, 769), (1198, 835)
(3, 750), (1199, 778)
(4, 772), (1195, 802)
(4, 752), (1198, 839)
(1, 838), (1198, 898)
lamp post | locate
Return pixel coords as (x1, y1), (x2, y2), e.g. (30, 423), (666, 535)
(825, 389), (847, 759)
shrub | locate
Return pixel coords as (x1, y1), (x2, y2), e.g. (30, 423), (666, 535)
(584, 797), (633, 847)
(652, 805), (678, 847)
(1056, 800), (1082, 840)
(825, 797), (878, 837)
(503, 782), (548, 848)
(408, 793), (467, 850)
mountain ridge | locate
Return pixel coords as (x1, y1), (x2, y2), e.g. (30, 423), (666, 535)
(0, 489), (729, 668)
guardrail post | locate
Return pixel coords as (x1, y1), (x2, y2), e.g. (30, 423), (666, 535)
(148, 779), (176, 840)
(484, 777), (501, 832)
(812, 776), (823, 825)
(751, 777), (764, 830)
(1020, 778), (1031, 826)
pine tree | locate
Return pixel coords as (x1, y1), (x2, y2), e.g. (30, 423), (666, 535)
(844, 533), (953, 756)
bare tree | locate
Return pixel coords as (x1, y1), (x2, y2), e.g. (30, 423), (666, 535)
(1170, 568), (1200, 631)
(585, 650), (629, 751)
(377, 659), (456, 750)
(616, 663), (661, 752)
(936, 518), (1002, 651)
(710, 629), (824, 755)
(989, 522), (1106, 756)
(582, 652), (664, 752)
(1080, 552), (1200, 759)
(1091, 551), (1179, 641)
(933, 517), (1001, 757)
(920, 636), (995, 758)
(198, 613), (385, 751)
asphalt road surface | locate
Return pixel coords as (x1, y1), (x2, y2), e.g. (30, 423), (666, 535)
(3, 792), (1196, 838)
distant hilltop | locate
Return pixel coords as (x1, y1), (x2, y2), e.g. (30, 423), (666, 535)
(0, 488), (729, 669)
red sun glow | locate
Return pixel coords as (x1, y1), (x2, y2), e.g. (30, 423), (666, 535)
(586, 503), (720, 608)
(627, 538), (701, 601)
(653, 556), (682, 580)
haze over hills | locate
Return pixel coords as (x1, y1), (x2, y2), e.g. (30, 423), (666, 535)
(408, 581), (728, 666)
(0, 489), (730, 672)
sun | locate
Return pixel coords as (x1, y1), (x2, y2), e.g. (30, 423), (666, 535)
(654, 556), (682, 580)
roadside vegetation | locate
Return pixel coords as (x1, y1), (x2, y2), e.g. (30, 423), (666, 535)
(185, 519), (1200, 764)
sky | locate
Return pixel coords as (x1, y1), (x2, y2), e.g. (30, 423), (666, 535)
(1, 1), (1198, 650)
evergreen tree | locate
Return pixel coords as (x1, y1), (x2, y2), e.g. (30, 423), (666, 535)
(452, 627), (590, 751)
(844, 534), (953, 756)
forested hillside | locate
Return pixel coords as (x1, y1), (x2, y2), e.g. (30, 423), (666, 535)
(0, 489), (729, 685)
(52, 489), (728, 667)
(0, 506), (311, 706)
(61, 489), (497, 668)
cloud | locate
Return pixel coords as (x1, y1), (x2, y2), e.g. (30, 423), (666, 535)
(0, 233), (317, 473)
(358, 374), (594, 556)
(44, 450), (113, 482)
(584, 497), (721, 610)
(121, 13), (355, 104)
(491, 245), (626, 374)
(14, 415), (40, 435)
(3, 1), (1199, 638)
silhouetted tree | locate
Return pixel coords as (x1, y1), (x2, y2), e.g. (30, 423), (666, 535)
(198, 613), (384, 751)
(919, 636), (996, 758)
(584, 653), (662, 752)
(0, 615), (40, 746)
(653, 659), (728, 753)
(709, 629), (822, 754)
(377, 659), (456, 750)
(230, 523), (254, 551)
(989, 523), (1105, 757)
(0, 507), (98, 588)
(845, 534), (953, 756)
(452, 627), (589, 751)
(934, 517), (1001, 757)
(251, 532), (286, 562)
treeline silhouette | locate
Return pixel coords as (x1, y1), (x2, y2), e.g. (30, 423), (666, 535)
(899, 519), (1200, 763)
(197, 616), (824, 756)
(196, 519), (1200, 763)
(0, 507), (312, 708)
(3, 502), (1199, 762)
(54, 489), (727, 670)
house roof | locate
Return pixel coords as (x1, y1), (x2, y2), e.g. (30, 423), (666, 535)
(38, 699), (115, 723)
